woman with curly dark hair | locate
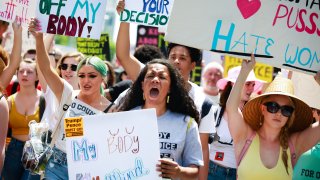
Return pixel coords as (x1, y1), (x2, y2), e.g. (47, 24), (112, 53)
(119, 59), (203, 180)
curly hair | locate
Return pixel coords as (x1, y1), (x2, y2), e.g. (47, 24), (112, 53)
(119, 59), (200, 124)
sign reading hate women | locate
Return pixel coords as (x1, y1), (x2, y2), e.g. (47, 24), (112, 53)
(165, 0), (320, 74)
(120, 0), (173, 27)
(65, 109), (161, 180)
(36, 0), (107, 39)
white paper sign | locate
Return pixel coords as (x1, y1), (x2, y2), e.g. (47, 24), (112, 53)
(65, 109), (161, 180)
(291, 71), (320, 110)
(0, 0), (36, 26)
(120, 0), (173, 28)
(35, 0), (107, 39)
(165, 0), (320, 75)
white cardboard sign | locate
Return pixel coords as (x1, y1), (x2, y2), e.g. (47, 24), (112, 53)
(65, 109), (161, 180)
(165, 0), (320, 74)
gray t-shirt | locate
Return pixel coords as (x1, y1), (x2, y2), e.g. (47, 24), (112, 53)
(133, 106), (203, 167)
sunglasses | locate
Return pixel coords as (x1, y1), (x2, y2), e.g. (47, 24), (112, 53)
(263, 102), (294, 117)
(60, 63), (77, 71)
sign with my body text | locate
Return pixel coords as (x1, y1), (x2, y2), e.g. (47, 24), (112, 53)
(120, 0), (173, 27)
(165, 0), (320, 74)
(65, 109), (161, 180)
(35, 0), (107, 39)
(0, 0), (36, 26)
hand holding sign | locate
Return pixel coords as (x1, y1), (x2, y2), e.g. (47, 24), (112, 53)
(315, 71), (320, 85)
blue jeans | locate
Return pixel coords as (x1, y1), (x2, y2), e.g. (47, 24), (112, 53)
(44, 147), (69, 180)
(208, 160), (237, 180)
(1, 138), (40, 180)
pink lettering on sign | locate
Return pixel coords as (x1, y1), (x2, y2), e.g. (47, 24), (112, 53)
(237, 0), (261, 19)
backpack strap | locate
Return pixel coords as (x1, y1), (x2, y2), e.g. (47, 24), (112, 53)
(237, 132), (256, 166)
(103, 102), (114, 113)
(39, 95), (46, 121)
(49, 92), (74, 148)
(288, 139), (297, 168)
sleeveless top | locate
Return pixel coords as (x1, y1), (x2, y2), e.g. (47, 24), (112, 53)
(9, 94), (40, 136)
(237, 135), (292, 179)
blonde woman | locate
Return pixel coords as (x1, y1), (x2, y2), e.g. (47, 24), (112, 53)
(226, 55), (319, 179)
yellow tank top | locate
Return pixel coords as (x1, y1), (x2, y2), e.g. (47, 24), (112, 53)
(9, 94), (40, 136)
(237, 135), (292, 180)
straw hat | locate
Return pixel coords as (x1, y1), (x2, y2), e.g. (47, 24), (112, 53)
(0, 57), (5, 75)
(217, 66), (265, 91)
(242, 75), (313, 133)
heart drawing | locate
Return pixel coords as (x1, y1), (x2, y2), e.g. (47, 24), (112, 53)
(237, 0), (261, 19)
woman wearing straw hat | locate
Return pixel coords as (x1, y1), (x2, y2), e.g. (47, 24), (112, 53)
(207, 65), (264, 180)
(226, 54), (319, 179)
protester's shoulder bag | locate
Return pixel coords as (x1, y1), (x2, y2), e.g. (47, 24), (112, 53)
(22, 95), (72, 175)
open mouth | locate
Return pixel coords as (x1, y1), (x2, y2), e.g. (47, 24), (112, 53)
(150, 88), (159, 98)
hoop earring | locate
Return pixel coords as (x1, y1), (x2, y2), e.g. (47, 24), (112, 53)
(167, 95), (170, 104)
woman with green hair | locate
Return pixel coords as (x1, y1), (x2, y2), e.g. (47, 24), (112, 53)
(29, 19), (114, 180)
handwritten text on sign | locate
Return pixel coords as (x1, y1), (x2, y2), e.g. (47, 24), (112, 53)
(0, 0), (36, 26)
(36, 0), (107, 39)
(165, 0), (320, 74)
(65, 109), (161, 180)
(120, 0), (173, 27)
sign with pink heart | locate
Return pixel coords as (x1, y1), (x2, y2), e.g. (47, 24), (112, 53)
(165, 0), (320, 75)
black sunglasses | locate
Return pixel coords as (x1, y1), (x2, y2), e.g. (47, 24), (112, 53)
(263, 102), (294, 117)
(60, 63), (77, 71)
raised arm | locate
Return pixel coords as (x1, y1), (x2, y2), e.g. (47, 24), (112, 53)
(116, 1), (143, 81)
(315, 70), (320, 85)
(36, 34), (55, 92)
(29, 18), (64, 103)
(226, 55), (256, 144)
(0, 96), (8, 172)
(0, 22), (22, 89)
(293, 113), (320, 158)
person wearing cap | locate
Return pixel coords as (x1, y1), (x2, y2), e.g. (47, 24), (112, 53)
(226, 54), (319, 179)
(206, 65), (264, 180)
(201, 62), (224, 104)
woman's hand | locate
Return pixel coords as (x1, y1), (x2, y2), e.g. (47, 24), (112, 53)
(12, 20), (22, 36)
(314, 70), (320, 85)
(157, 158), (182, 179)
(241, 53), (256, 73)
(28, 18), (43, 39)
(116, 0), (125, 15)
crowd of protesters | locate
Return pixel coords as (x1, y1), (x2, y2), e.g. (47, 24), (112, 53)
(0, 1), (320, 180)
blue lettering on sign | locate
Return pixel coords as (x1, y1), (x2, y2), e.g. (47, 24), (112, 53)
(142, 0), (170, 15)
(71, 0), (101, 23)
(105, 158), (150, 180)
(284, 44), (319, 71)
(211, 20), (235, 51)
(72, 139), (97, 161)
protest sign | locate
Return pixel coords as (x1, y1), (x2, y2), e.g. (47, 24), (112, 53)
(36, 0), (107, 39)
(136, 25), (159, 47)
(291, 71), (320, 110)
(77, 33), (111, 61)
(0, 0), (36, 26)
(165, 0), (320, 74)
(223, 55), (273, 82)
(65, 109), (161, 180)
(120, 0), (173, 28)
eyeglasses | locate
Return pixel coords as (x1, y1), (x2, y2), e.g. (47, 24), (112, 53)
(60, 63), (77, 71)
(263, 102), (294, 117)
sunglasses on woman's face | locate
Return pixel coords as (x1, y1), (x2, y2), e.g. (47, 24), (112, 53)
(263, 102), (294, 117)
(60, 63), (77, 71)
